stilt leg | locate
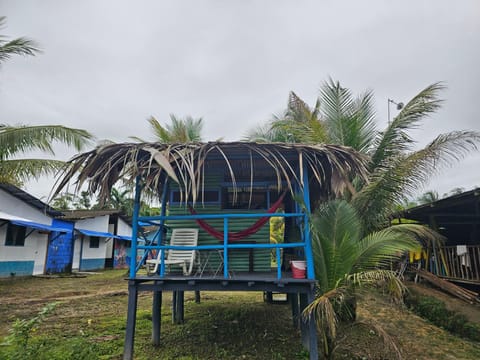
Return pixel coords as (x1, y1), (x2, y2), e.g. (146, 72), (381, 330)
(152, 290), (162, 345)
(172, 291), (178, 324)
(195, 290), (201, 303)
(290, 293), (299, 328)
(177, 291), (185, 323)
(307, 289), (318, 360)
(123, 281), (138, 360)
(299, 293), (309, 350)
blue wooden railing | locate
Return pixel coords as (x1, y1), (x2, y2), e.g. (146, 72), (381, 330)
(129, 212), (314, 280)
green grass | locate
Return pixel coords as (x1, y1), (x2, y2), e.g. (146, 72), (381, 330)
(1, 270), (480, 359)
(0, 271), (307, 359)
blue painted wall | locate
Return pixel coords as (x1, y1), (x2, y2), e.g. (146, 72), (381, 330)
(0, 261), (34, 277)
(46, 219), (75, 274)
(80, 258), (105, 270)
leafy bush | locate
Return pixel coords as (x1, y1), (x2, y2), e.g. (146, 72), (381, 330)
(406, 292), (480, 341)
(0, 302), (58, 360)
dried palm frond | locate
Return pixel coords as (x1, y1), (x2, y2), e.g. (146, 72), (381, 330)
(52, 142), (368, 205)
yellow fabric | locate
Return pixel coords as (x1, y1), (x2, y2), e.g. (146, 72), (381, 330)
(409, 250), (427, 263)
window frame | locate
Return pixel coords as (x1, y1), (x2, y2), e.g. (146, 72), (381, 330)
(89, 236), (100, 248)
(170, 189), (221, 205)
(5, 223), (26, 247)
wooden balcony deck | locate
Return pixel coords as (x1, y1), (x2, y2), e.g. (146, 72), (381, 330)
(132, 271), (316, 292)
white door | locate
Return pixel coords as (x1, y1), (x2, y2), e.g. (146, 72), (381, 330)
(72, 237), (81, 270)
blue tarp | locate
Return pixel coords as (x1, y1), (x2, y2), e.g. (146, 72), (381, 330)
(10, 219), (70, 233)
(75, 229), (117, 238)
(75, 228), (137, 242)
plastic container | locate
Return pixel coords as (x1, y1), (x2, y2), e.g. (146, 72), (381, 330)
(290, 260), (306, 279)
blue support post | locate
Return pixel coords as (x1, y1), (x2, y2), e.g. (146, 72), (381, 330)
(276, 247), (282, 279)
(159, 179), (169, 277)
(129, 177), (142, 279)
(223, 217), (228, 278)
(302, 163), (315, 280)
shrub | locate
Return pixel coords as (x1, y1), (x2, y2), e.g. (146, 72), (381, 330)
(406, 292), (480, 341)
(0, 302), (58, 360)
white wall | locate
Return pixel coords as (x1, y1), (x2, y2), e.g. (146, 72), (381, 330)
(0, 225), (48, 275)
(0, 189), (53, 275)
(0, 190), (53, 224)
(116, 218), (133, 237)
(76, 215), (110, 261)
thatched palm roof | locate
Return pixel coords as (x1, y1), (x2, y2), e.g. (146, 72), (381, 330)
(53, 142), (368, 205)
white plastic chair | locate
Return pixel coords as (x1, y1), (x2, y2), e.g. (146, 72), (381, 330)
(146, 228), (198, 275)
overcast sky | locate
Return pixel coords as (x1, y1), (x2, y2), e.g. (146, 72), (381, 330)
(1, 0), (479, 201)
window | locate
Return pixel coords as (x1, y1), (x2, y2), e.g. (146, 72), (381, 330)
(5, 223), (26, 246)
(222, 187), (267, 210)
(171, 190), (220, 204)
(89, 236), (100, 248)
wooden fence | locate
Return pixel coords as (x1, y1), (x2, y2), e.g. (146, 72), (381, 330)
(426, 245), (480, 283)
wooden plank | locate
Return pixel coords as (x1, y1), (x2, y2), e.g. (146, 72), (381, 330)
(473, 246), (480, 280)
(414, 268), (480, 303)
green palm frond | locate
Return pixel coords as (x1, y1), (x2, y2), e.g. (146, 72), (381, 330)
(147, 116), (172, 143)
(347, 90), (377, 153)
(319, 79), (378, 152)
(311, 200), (432, 292)
(311, 200), (361, 292)
(0, 17), (41, 64)
(353, 226), (422, 271)
(354, 130), (480, 229)
(319, 79), (356, 145)
(348, 270), (406, 301)
(148, 115), (203, 143)
(0, 158), (65, 184)
(243, 123), (286, 142)
(370, 82), (445, 170)
(0, 125), (93, 160)
(246, 91), (329, 144)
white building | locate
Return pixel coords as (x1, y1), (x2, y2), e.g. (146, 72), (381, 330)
(0, 184), (133, 277)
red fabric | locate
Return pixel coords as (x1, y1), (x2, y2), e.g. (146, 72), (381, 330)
(189, 192), (286, 241)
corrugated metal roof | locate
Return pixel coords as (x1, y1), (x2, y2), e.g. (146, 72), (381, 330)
(60, 209), (121, 220)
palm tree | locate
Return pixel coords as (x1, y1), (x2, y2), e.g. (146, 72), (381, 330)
(0, 16), (40, 65)
(248, 80), (476, 356)
(245, 91), (329, 143)
(134, 115), (204, 143)
(248, 81), (480, 231)
(305, 199), (437, 358)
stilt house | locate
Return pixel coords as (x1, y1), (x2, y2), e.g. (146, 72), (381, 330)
(54, 141), (367, 360)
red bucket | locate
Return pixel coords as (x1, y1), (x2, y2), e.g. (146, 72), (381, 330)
(290, 260), (306, 279)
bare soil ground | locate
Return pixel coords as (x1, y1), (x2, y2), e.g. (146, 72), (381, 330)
(1, 270), (480, 359)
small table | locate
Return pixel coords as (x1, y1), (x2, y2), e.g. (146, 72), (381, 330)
(196, 241), (257, 276)
(196, 249), (225, 277)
